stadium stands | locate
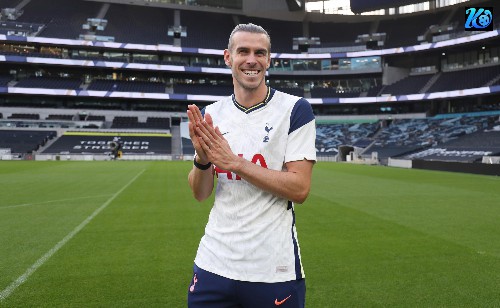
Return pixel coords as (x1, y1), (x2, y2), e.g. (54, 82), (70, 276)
(8, 113), (40, 120)
(380, 74), (434, 95)
(0, 130), (56, 154)
(364, 114), (499, 160)
(100, 3), (173, 45)
(0, 20), (44, 36)
(0, 0), (498, 167)
(87, 79), (166, 93)
(428, 65), (500, 93)
(14, 77), (82, 90)
(86, 115), (106, 121)
(180, 9), (235, 49)
(309, 21), (371, 50)
(377, 11), (446, 48)
(316, 122), (379, 155)
(310, 87), (362, 98)
(238, 16), (302, 53)
(0, 75), (12, 86)
(109, 116), (170, 129)
(46, 114), (74, 121)
(173, 83), (233, 96)
(146, 117), (171, 130)
(405, 129), (500, 162)
(17, 0), (102, 39)
(110, 116), (139, 129)
(0, 0), (20, 7)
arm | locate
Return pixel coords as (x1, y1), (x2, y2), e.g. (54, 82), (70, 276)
(188, 159), (214, 202)
(187, 104), (215, 202)
(195, 117), (314, 204)
(232, 157), (313, 204)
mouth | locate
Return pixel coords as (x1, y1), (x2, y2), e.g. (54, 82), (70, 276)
(242, 69), (260, 76)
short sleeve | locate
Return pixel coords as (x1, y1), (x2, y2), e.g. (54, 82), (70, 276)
(285, 98), (316, 163)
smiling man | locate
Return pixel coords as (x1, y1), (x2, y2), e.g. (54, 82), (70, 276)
(187, 23), (316, 308)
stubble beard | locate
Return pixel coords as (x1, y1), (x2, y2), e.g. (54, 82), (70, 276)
(233, 69), (265, 92)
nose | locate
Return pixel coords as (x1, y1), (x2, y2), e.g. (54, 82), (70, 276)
(246, 52), (258, 65)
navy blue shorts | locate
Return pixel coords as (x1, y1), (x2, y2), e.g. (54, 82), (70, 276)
(188, 264), (306, 308)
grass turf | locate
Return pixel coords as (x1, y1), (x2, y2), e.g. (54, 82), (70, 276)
(0, 161), (499, 307)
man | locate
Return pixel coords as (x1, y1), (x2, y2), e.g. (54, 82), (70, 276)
(110, 136), (122, 160)
(187, 23), (316, 308)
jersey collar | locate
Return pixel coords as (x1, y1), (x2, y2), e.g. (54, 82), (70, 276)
(232, 87), (275, 114)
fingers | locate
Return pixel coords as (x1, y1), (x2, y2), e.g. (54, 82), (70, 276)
(188, 107), (211, 162)
(198, 136), (211, 154)
(187, 105), (223, 163)
(214, 126), (223, 138)
(196, 118), (219, 146)
(187, 104), (203, 124)
(204, 112), (214, 127)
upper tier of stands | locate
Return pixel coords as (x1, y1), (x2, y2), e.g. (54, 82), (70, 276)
(173, 83), (233, 96)
(238, 16), (302, 53)
(16, 0), (102, 39)
(377, 11), (447, 48)
(309, 21), (371, 49)
(380, 74), (434, 96)
(15, 77), (82, 90)
(87, 79), (166, 93)
(428, 65), (500, 93)
(179, 9), (235, 50)
(0, 62), (498, 98)
(4, 0), (482, 52)
(0, 0), (20, 7)
(100, 3), (173, 45)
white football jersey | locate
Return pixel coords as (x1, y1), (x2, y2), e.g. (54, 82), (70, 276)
(194, 87), (316, 283)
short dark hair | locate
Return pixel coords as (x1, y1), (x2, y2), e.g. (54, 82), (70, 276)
(227, 23), (271, 52)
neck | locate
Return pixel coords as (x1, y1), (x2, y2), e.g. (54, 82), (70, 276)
(233, 84), (268, 109)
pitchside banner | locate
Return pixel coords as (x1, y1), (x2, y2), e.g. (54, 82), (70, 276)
(42, 132), (172, 154)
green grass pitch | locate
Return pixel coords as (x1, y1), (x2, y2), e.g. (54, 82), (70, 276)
(0, 161), (499, 307)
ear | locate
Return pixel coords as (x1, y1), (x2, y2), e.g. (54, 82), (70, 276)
(224, 49), (231, 67)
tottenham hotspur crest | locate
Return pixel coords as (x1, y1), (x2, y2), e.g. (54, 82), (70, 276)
(263, 123), (273, 143)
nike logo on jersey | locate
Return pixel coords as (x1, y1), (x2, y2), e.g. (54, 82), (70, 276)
(275, 295), (291, 306)
(221, 131), (229, 135)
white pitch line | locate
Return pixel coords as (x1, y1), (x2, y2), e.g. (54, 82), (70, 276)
(0, 169), (146, 302)
(0, 195), (114, 210)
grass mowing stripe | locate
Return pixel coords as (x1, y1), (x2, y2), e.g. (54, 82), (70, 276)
(0, 169), (145, 302)
(0, 194), (114, 210)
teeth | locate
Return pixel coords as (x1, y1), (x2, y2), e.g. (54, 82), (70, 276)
(244, 70), (258, 76)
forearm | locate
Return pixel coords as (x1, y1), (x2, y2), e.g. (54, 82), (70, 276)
(232, 157), (313, 204)
(188, 164), (214, 202)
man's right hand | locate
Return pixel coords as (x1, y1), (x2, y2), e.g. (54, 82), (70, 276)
(187, 104), (213, 164)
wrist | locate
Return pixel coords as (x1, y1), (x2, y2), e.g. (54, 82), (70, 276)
(230, 154), (245, 174)
(194, 155), (212, 170)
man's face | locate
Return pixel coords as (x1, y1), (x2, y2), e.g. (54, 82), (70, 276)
(224, 31), (271, 91)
